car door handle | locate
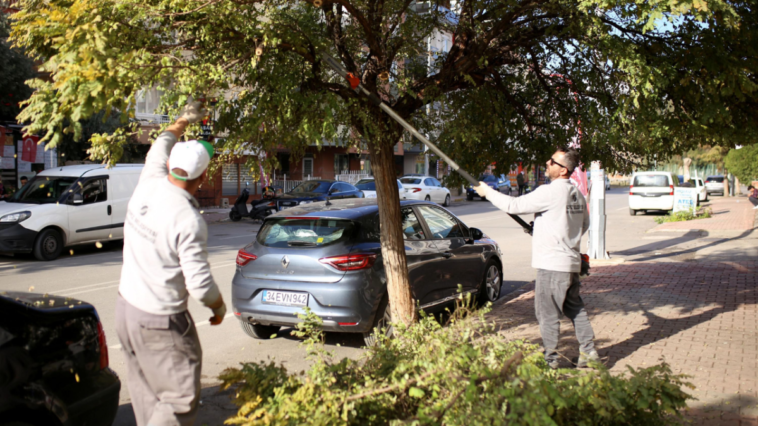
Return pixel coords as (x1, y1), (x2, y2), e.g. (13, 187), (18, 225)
(442, 252), (453, 258)
(107, 205), (112, 215)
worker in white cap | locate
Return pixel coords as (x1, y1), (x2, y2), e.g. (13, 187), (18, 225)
(115, 101), (225, 426)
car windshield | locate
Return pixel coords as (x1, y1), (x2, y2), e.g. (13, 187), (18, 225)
(479, 175), (498, 183)
(289, 181), (332, 194)
(706, 177), (724, 183)
(257, 218), (355, 248)
(7, 176), (77, 204)
(400, 178), (421, 184)
(355, 180), (376, 191)
(633, 175), (669, 187)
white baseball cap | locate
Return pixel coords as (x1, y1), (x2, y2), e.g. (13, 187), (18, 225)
(168, 140), (214, 181)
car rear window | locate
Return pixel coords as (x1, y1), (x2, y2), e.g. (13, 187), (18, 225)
(400, 178), (422, 184)
(706, 177), (724, 183)
(257, 218), (355, 248)
(479, 175), (498, 182)
(633, 175), (670, 187)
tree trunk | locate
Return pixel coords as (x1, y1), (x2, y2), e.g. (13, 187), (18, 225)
(368, 138), (417, 326)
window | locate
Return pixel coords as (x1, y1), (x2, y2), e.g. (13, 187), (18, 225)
(80, 179), (108, 204)
(633, 175), (670, 188)
(417, 206), (466, 239)
(400, 178), (422, 184)
(11, 176), (76, 204)
(430, 178), (442, 187)
(303, 158), (314, 177)
(334, 154), (349, 175)
(400, 208), (425, 240)
(355, 179), (376, 191)
(424, 178), (434, 186)
(257, 218), (355, 248)
(339, 183), (356, 192)
(222, 163), (256, 196)
(291, 181), (332, 194)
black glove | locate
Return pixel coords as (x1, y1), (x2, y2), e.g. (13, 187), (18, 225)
(580, 254), (591, 277)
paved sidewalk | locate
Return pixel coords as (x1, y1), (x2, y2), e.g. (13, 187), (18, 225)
(490, 259), (758, 424)
(654, 197), (756, 232)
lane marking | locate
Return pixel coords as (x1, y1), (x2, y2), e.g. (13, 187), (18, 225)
(108, 313), (236, 350)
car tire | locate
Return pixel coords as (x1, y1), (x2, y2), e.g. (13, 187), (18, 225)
(363, 295), (393, 347)
(229, 210), (242, 222)
(481, 196), (487, 201)
(466, 194), (473, 201)
(704, 194), (708, 202)
(33, 228), (63, 261)
(424, 195), (431, 201)
(478, 260), (502, 305)
(629, 209), (637, 216)
(443, 194), (450, 207)
(239, 321), (280, 339)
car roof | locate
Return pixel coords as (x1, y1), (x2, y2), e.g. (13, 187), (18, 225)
(633, 171), (674, 175)
(38, 164), (143, 177)
(266, 198), (437, 220)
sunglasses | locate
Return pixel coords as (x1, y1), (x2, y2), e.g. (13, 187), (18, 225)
(549, 157), (567, 169)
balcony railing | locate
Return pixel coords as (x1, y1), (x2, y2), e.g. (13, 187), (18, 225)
(134, 112), (170, 124)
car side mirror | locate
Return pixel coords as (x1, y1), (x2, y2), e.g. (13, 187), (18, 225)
(71, 193), (83, 205)
(470, 227), (484, 240)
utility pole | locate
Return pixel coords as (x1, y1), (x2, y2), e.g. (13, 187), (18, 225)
(587, 161), (610, 260)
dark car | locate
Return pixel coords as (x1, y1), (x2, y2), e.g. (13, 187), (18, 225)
(0, 292), (120, 426)
(274, 180), (364, 211)
(231, 198), (503, 346)
(466, 175), (499, 201)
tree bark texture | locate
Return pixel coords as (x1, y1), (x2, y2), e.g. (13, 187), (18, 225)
(368, 138), (417, 326)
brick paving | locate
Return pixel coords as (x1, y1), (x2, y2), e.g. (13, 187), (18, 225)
(490, 260), (758, 424)
(655, 197), (756, 231)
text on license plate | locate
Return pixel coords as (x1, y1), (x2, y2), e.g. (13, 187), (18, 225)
(262, 290), (309, 306)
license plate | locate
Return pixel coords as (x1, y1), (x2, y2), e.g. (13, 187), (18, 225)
(261, 290), (308, 306)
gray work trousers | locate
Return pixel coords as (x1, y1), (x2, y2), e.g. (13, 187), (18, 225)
(116, 294), (202, 426)
(535, 269), (595, 362)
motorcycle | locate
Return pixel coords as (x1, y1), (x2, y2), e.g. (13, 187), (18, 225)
(229, 183), (277, 222)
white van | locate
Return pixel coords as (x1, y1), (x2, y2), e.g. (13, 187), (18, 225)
(0, 164), (143, 260)
(628, 171), (678, 216)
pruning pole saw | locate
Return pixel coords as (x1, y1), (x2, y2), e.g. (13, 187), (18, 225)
(321, 52), (534, 235)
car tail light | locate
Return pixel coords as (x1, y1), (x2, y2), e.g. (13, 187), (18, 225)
(410, 188), (422, 193)
(629, 185), (634, 196)
(97, 322), (109, 370)
(319, 253), (377, 271)
(669, 185), (674, 195)
(236, 249), (257, 266)
(338, 322), (359, 326)
(267, 202), (276, 207)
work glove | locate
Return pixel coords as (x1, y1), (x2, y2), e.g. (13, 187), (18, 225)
(209, 301), (226, 325)
(179, 101), (208, 124)
(580, 254), (591, 278)
(474, 182), (489, 197)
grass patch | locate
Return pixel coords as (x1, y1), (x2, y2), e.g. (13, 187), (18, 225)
(655, 207), (713, 224)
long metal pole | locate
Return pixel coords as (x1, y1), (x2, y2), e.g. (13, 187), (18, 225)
(321, 53), (533, 235)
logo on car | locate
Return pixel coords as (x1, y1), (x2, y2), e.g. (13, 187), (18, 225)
(281, 256), (290, 269)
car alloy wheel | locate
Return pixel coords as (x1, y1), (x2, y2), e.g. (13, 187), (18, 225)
(478, 261), (502, 305)
(363, 296), (393, 347)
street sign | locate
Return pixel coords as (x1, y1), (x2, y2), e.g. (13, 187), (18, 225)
(673, 188), (698, 214)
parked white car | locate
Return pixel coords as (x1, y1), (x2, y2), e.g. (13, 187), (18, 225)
(399, 176), (451, 206)
(355, 178), (406, 200)
(628, 171), (678, 216)
(0, 164), (143, 260)
(705, 175), (725, 195)
(685, 178), (708, 204)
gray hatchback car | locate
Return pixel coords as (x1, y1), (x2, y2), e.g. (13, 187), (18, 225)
(231, 198), (504, 346)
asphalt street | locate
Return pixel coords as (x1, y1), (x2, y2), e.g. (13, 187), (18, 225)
(0, 186), (663, 422)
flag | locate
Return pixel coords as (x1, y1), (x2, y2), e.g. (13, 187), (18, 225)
(21, 136), (39, 163)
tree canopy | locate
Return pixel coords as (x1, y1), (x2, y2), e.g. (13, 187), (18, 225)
(9, 0), (758, 172)
(0, 12), (35, 122)
(725, 145), (758, 183)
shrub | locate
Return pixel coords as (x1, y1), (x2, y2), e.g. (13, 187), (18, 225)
(220, 302), (693, 425)
(655, 207), (712, 224)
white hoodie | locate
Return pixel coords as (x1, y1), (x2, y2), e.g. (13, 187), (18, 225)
(480, 179), (589, 273)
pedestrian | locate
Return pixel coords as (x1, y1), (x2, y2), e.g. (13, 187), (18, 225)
(19, 176), (28, 187)
(115, 101), (226, 426)
(748, 185), (758, 209)
(473, 146), (597, 369)
(516, 171), (525, 196)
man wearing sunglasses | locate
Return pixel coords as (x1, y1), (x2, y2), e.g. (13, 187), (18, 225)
(473, 147), (598, 369)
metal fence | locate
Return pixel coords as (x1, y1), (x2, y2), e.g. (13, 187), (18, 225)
(272, 175), (321, 193)
(336, 171), (371, 184)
